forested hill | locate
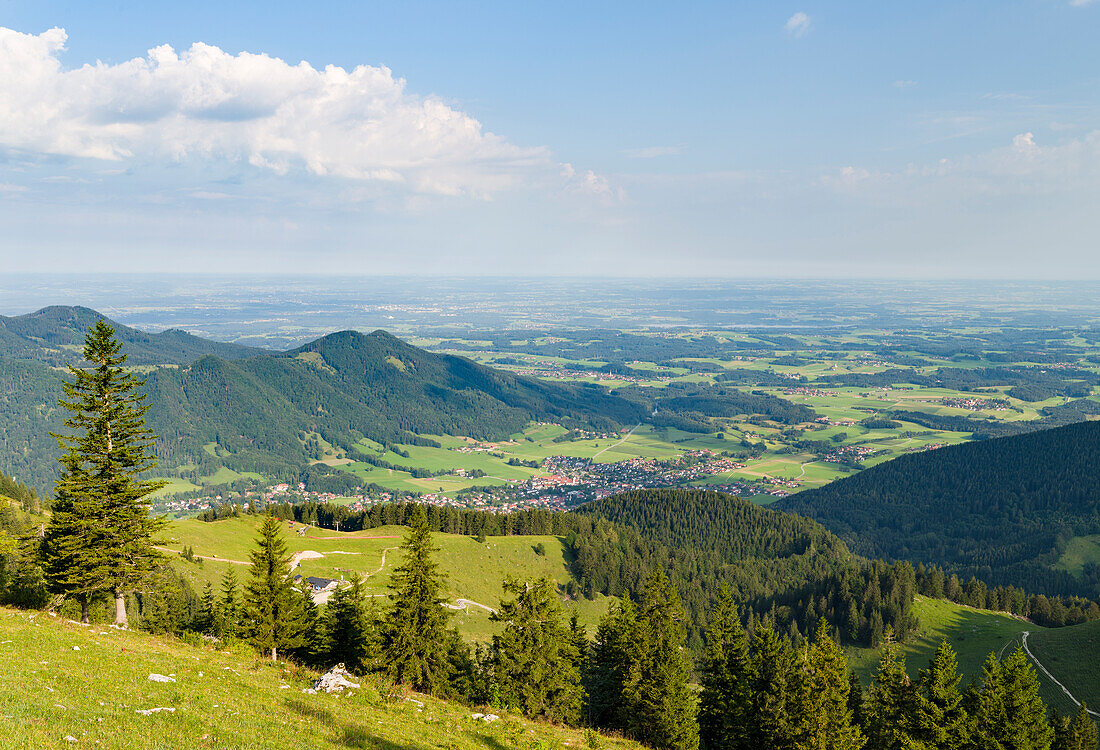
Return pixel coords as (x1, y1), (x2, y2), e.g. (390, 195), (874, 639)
(779, 420), (1100, 598)
(139, 329), (648, 478)
(0, 306), (258, 365)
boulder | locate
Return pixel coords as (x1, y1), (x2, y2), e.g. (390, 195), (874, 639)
(310, 664), (359, 694)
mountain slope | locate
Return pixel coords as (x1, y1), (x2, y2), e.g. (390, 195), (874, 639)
(779, 420), (1100, 597)
(1, 326), (649, 487)
(0, 607), (640, 750)
(0, 306), (259, 365)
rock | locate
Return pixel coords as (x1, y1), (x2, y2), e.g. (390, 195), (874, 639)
(470, 713), (500, 723)
(310, 664), (359, 694)
(63, 736), (77, 743)
(135, 707), (176, 716)
(148, 674), (176, 683)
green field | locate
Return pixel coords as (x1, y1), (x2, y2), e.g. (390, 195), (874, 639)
(848, 597), (1093, 715)
(1056, 535), (1100, 576)
(165, 516), (612, 643)
(0, 607), (639, 750)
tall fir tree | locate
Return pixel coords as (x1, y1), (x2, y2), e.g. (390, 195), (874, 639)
(194, 581), (217, 634)
(867, 629), (916, 750)
(382, 505), (455, 694)
(41, 320), (165, 626)
(587, 595), (640, 730)
(748, 620), (798, 750)
(1053, 703), (1097, 750)
(323, 576), (375, 673)
(909, 640), (969, 750)
(218, 568), (243, 638)
(243, 515), (307, 661)
(789, 620), (866, 750)
(699, 586), (755, 750)
(972, 647), (1054, 750)
(487, 576), (585, 724)
(623, 570), (699, 750)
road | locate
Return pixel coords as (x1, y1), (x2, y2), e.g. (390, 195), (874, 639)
(591, 424), (642, 461)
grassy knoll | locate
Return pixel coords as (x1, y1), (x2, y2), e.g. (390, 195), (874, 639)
(165, 517), (612, 643)
(0, 607), (638, 750)
(1056, 535), (1100, 576)
(846, 597), (1092, 715)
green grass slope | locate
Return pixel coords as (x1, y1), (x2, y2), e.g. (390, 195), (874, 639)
(165, 517), (612, 642)
(0, 607), (638, 750)
(847, 597), (1094, 715)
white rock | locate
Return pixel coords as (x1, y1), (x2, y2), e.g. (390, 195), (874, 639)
(63, 736), (77, 743)
(148, 674), (176, 683)
(310, 664), (359, 694)
(135, 707), (176, 716)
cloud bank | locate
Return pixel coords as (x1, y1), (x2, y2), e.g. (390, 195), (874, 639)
(0, 26), (556, 197)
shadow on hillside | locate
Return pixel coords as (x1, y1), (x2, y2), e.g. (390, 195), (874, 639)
(285, 697), (427, 750)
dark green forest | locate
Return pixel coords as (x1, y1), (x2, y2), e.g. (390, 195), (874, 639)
(780, 420), (1100, 599)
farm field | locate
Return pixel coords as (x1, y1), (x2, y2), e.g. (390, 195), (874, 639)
(164, 516), (612, 643)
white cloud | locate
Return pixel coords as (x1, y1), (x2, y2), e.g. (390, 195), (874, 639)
(892, 80), (917, 90)
(1070, 0), (1097, 6)
(621, 145), (683, 159)
(0, 26), (559, 198)
(784, 12), (811, 37)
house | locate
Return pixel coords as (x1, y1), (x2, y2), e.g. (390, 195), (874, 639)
(293, 575), (339, 594)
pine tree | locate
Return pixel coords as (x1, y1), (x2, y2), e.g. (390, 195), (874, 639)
(324, 576), (374, 673)
(488, 576), (585, 724)
(909, 640), (969, 750)
(748, 621), (797, 750)
(218, 568), (242, 638)
(587, 596), (640, 730)
(867, 629), (915, 750)
(1054, 703), (1098, 750)
(623, 570), (699, 750)
(41, 320), (166, 626)
(972, 647), (1054, 750)
(789, 620), (866, 750)
(382, 505), (455, 694)
(243, 515), (306, 661)
(699, 586), (755, 750)
(194, 582), (217, 633)
(849, 671), (867, 733)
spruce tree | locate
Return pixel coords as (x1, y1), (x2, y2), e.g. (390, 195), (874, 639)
(972, 647), (1054, 750)
(867, 629), (916, 750)
(243, 515), (307, 661)
(42, 320), (166, 626)
(699, 586), (755, 750)
(789, 620), (866, 750)
(488, 576), (585, 724)
(382, 505), (455, 694)
(587, 596), (640, 730)
(909, 640), (969, 750)
(749, 621), (797, 749)
(324, 576), (373, 673)
(218, 568), (242, 638)
(194, 582), (217, 633)
(623, 570), (699, 750)
(1055, 703), (1097, 750)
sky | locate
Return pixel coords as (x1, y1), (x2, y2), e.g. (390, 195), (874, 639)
(0, 1), (1099, 278)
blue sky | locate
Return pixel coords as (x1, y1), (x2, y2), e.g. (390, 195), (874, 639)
(1, 1), (1098, 276)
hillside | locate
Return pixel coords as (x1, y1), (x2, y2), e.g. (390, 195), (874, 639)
(164, 516), (612, 642)
(779, 420), (1100, 598)
(0, 606), (639, 750)
(0, 306), (258, 366)
(0, 325), (648, 488)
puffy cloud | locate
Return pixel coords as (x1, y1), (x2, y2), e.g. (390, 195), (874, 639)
(0, 26), (557, 197)
(784, 12), (811, 37)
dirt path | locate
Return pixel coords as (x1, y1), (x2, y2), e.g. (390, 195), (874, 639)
(445, 598), (497, 614)
(592, 423), (642, 461)
(364, 547), (400, 578)
(304, 535), (400, 540)
(1021, 631), (1100, 718)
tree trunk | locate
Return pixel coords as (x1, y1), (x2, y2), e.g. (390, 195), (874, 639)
(80, 596), (90, 625)
(114, 587), (128, 629)
(270, 646), (277, 662)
